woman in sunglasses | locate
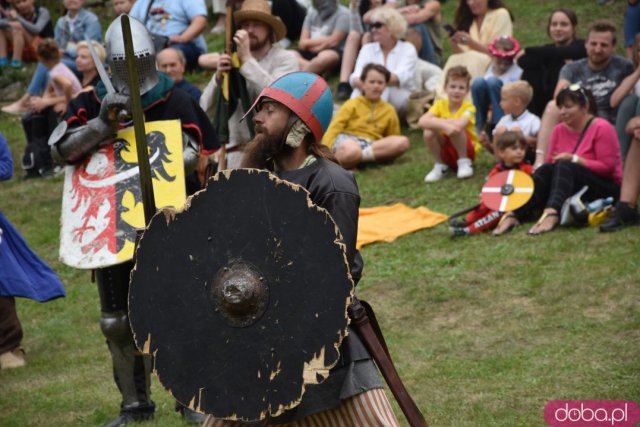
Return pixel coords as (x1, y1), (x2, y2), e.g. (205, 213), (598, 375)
(494, 85), (622, 235)
(348, 7), (418, 118)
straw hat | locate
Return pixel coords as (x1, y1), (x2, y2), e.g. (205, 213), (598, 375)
(234, 0), (287, 42)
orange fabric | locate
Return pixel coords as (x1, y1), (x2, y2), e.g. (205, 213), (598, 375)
(357, 203), (448, 249)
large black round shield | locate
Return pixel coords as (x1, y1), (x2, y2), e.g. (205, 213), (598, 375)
(129, 169), (354, 421)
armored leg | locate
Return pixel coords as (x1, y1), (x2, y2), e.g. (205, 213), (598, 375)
(96, 262), (155, 423)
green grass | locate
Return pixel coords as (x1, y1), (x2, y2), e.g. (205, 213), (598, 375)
(1, 1), (638, 426)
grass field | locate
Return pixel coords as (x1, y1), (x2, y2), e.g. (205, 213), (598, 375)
(1, 1), (638, 426)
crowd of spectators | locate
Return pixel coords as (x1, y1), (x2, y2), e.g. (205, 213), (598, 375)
(0, 0), (638, 236)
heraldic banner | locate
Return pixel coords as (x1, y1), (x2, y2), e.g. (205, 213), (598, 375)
(59, 120), (185, 269)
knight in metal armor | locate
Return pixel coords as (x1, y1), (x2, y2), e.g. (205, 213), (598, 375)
(48, 15), (219, 426)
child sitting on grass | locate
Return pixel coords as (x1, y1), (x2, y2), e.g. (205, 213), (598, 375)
(322, 63), (409, 170)
(20, 38), (81, 178)
(420, 65), (478, 182)
(471, 35), (522, 143)
(450, 131), (533, 236)
(491, 80), (541, 163)
(0, 0), (53, 68)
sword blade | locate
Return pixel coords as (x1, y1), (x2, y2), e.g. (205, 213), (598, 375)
(85, 37), (115, 94)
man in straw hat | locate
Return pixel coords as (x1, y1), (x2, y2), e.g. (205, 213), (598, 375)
(200, 0), (299, 169)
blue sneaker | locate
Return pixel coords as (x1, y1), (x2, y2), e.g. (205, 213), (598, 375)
(0, 57), (8, 67)
(10, 59), (23, 69)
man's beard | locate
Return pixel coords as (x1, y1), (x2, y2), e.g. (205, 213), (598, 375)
(241, 128), (291, 170)
(250, 35), (269, 52)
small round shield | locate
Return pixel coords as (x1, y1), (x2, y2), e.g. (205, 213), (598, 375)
(128, 169), (353, 421)
(480, 169), (534, 212)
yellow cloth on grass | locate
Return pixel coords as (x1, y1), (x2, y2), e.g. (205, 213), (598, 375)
(357, 203), (448, 249)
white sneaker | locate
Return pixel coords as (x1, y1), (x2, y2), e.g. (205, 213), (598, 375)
(457, 158), (474, 179)
(424, 163), (449, 182)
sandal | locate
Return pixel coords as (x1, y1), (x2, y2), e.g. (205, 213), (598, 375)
(528, 211), (559, 235)
(492, 212), (519, 236)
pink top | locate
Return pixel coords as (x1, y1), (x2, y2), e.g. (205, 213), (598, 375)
(49, 62), (82, 97)
(547, 118), (622, 186)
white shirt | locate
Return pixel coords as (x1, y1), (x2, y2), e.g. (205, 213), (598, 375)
(349, 41), (417, 112)
(484, 62), (522, 84)
(492, 109), (541, 137)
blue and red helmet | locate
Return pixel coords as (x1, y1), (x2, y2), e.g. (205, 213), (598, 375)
(246, 72), (334, 142)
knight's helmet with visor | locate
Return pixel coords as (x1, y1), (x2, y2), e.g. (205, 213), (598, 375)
(104, 15), (159, 95)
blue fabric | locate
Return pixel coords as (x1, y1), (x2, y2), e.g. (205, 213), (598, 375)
(0, 212), (66, 302)
(0, 133), (12, 181)
(169, 41), (204, 72)
(27, 63), (49, 96)
(411, 23), (439, 66)
(130, 0), (208, 54)
(471, 76), (504, 132)
(624, 3), (640, 47)
(175, 79), (202, 102)
(54, 9), (102, 60)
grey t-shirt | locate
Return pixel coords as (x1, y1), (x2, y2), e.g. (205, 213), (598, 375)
(302, 4), (351, 51)
(559, 56), (634, 123)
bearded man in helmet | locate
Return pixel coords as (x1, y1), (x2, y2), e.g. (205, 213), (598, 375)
(48, 15), (219, 426)
(203, 71), (400, 426)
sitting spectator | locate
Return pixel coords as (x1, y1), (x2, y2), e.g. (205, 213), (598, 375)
(0, 0), (53, 68)
(534, 20), (634, 169)
(471, 35), (522, 138)
(349, 7), (417, 118)
(209, 0), (226, 34)
(1, 0), (101, 115)
(199, 0), (299, 169)
(438, 0), (513, 95)
(130, 0), (208, 71)
(624, 0), (640, 59)
(493, 85), (622, 235)
(323, 63), (409, 169)
(610, 33), (640, 159)
(398, 0), (443, 66)
(420, 65), (477, 182)
(335, 0), (370, 101)
(450, 131), (533, 236)
(157, 47), (201, 101)
(54, 0), (102, 71)
(491, 80), (540, 161)
(293, 0), (350, 75)
(74, 40), (105, 90)
(112, 0), (134, 15)
(600, 116), (640, 231)
(517, 8), (586, 116)
(272, 0), (307, 47)
(21, 38), (81, 179)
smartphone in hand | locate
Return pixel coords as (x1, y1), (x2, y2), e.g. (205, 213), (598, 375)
(443, 24), (456, 36)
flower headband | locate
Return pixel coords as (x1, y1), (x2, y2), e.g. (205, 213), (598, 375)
(489, 35), (520, 59)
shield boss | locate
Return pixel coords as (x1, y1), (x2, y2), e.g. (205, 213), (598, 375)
(129, 169), (353, 421)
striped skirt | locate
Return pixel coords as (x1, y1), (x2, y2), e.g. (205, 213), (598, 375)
(203, 388), (399, 427)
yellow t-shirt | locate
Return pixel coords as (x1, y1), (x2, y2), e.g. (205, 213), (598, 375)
(428, 98), (481, 154)
(322, 96), (402, 149)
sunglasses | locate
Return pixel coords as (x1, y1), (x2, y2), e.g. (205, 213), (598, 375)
(370, 22), (386, 29)
(566, 83), (589, 100)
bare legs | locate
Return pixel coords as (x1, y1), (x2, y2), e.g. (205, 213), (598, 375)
(294, 50), (341, 75)
(334, 136), (409, 170)
(534, 101), (560, 168)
